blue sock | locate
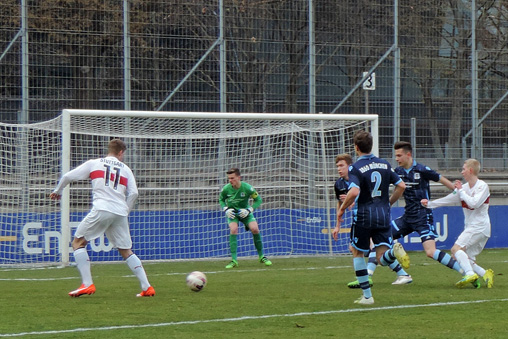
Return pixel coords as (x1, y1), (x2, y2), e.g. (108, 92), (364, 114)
(389, 260), (408, 276)
(353, 257), (372, 298)
(433, 249), (464, 274)
(380, 248), (396, 266)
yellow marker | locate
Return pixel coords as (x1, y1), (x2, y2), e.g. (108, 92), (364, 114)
(0, 236), (17, 242)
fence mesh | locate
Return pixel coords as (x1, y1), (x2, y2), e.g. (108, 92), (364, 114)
(1, 1), (508, 169)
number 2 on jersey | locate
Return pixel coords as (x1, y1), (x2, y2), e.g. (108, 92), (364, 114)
(371, 171), (382, 198)
(103, 165), (121, 190)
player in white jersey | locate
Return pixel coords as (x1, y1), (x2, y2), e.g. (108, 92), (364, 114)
(50, 139), (155, 297)
(421, 159), (494, 288)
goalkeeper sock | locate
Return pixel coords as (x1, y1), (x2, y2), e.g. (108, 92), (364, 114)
(253, 233), (264, 258)
(433, 249), (463, 274)
(229, 234), (238, 261)
(126, 254), (150, 290)
(73, 247), (93, 286)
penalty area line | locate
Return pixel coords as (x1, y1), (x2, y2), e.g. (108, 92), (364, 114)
(1, 298), (507, 337)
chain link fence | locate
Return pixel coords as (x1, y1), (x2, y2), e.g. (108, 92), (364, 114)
(2, 0), (508, 170)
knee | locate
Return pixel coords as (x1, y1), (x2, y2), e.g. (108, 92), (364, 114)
(72, 237), (87, 251)
(119, 248), (133, 259)
(229, 223), (239, 235)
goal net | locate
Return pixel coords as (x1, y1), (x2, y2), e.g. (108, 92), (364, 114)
(0, 110), (378, 266)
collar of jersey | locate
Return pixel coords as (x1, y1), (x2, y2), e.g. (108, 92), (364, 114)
(357, 154), (375, 160)
(403, 159), (417, 174)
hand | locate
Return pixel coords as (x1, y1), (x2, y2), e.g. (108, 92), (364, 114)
(49, 192), (61, 200)
(339, 194), (347, 202)
(224, 207), (236, 219)
(238, 207), (253, 218)
(421, 199), (428, 207)
(332, 225), (341, 241)
(454, 180), (463, 190)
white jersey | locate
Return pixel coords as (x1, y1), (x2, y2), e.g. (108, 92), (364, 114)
(53, 156), (138, 216)
(427, 179), (490, 237)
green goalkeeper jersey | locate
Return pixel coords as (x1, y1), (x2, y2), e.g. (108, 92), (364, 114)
(219, 182), (262, 210)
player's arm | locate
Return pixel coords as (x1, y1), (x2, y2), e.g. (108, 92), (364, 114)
(458, 182), (490, 209)
(50, 161), (92, 200)
(422, 189), (460, 208)
(219, 189), (236, 218)
(389, 179), (406, 205)
(389, 168), (406, 205)
(250, 190), (262, 210)
(333, 186), (359, 241)
(238, 189), (260, 218)
(439, 175), (455, 190)
(125, 170), (139, 212)
(336, 200), (342, 227)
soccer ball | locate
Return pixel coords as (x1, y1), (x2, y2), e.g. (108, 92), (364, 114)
(186, 271), (207, 292)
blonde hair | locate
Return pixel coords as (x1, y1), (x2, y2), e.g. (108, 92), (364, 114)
(464, 158), (481, 175)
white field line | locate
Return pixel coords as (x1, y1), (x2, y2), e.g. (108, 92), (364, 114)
(1, 298), (507, 337)
(0, 265), (352, 281)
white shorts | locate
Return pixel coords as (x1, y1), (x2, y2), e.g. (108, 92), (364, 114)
(455, 229), (489, 260)
(75, 208), (132, 249)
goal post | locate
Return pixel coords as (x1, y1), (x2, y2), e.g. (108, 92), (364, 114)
(1, 110), (378, 266)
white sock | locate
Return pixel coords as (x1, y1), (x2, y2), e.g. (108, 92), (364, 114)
(454, 250), (474, 276)
(471, 261), (486, 277)
(73, 248), (93, 286)
(126, 254), (150, 290)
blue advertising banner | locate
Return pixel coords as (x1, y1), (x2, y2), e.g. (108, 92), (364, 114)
(1, 206), (506, 263)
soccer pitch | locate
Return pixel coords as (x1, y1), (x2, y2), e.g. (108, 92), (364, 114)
(1, 250), (507, 338)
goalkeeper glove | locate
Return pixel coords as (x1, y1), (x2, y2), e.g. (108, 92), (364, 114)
(223, 207), (236, 219)
(238, 207), (254, 218)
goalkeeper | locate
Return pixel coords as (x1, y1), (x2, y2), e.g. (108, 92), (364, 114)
(219, 168), (272, 268)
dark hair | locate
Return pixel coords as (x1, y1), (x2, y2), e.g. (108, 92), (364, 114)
(335, 153), (353, 165)
(226, 168), (241, 176)
(393, 141), (412, 153)
(353, 130), (373, 154)
(108, 139), (127, 155)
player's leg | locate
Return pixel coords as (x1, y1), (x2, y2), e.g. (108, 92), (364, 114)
(108, 215), (155, 296)
(452, 244), (478, 288)
(226, 222), (239, 268)
(452, 230), (489, 287)
(422, 239), (463, 274)
(464, 235), (493, 288)
(68, 209), (108, 297)
(351, 227), (374, 304)
(119, 248), (155, 297)
(348, 248), (373, 288)
(389, 219), (410, 269)
(246, 219), (272, 266)
(69, 237), (96, 297)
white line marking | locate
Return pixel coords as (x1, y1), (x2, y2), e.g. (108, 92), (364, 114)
(0, 265), (351, 281)
(1, 298), (507, 337)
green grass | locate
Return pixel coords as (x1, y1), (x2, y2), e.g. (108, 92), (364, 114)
(1, 249), (507, 338)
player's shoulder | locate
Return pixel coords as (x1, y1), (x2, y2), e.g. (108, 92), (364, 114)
(241, 182), (255, 191)
(475, 179), (490, 189)
(414, 162), (437, 173)
(221, 183), (233, 191)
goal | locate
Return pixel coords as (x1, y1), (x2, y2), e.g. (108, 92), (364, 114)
(0, 110), (378, 266)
